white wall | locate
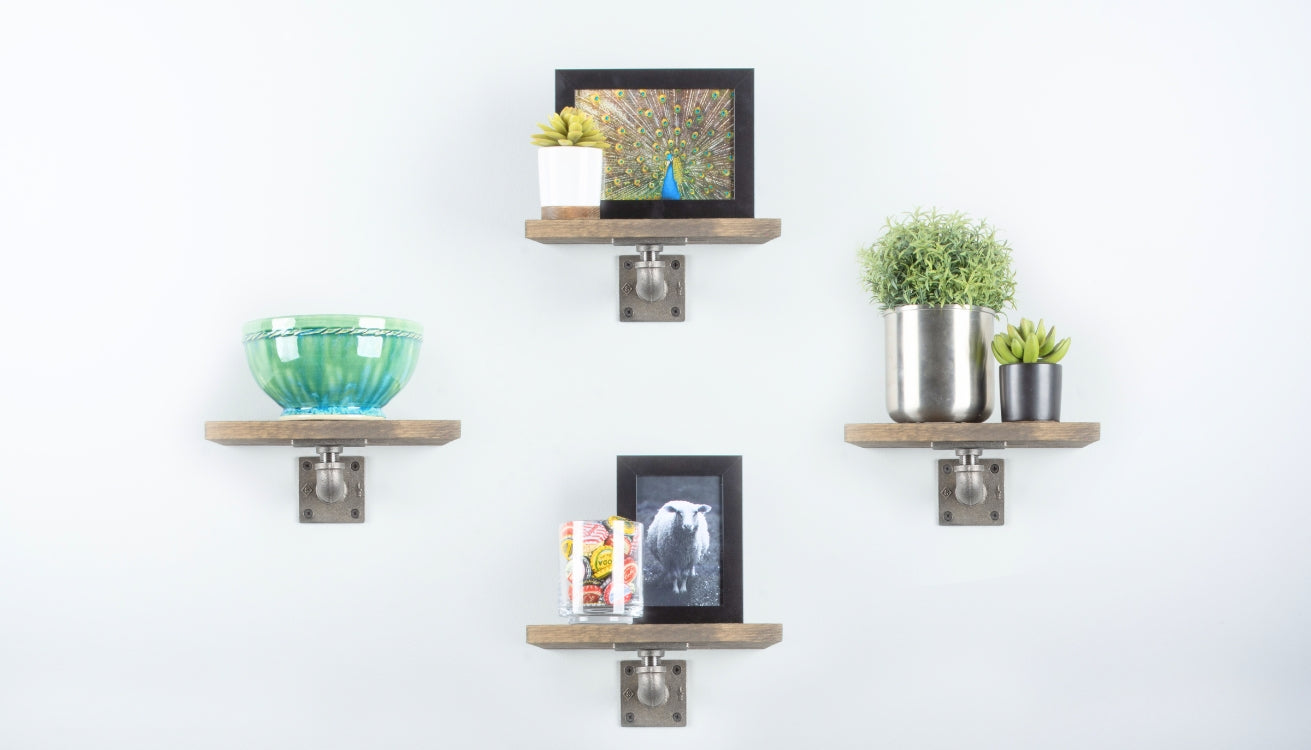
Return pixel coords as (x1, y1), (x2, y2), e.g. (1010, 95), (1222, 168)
(2, 1), (1308, 747)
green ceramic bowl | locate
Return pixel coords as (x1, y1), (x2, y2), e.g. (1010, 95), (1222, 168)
(242, 314), (423, 419)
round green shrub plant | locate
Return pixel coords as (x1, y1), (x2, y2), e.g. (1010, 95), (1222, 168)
(859, 208), (1017, 312)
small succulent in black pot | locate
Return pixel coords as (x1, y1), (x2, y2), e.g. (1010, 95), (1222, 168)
(992, 318), (1070, 421)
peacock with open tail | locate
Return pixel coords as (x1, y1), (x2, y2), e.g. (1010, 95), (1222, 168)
(575, 88), (736, 201)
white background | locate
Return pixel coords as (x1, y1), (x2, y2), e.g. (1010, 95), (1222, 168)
(2, 1), (1308, 747)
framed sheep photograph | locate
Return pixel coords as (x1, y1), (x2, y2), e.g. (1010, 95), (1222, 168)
(616, 455), (743, 624)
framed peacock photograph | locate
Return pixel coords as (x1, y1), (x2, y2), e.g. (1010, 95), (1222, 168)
(617, 455), (744, 624)
(556, 69), (755, 219)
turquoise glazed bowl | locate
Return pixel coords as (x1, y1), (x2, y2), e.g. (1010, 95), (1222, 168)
(242, 314), (423, 419)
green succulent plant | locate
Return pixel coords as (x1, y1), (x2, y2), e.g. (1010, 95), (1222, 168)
(530, 107), (609, 148)
(859, 208), (1017, 312)
(992, 317), (1070, 364)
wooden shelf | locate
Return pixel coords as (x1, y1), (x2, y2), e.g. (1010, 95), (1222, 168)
(844, 422), (1100, 448)
(526, 623), (782, 651)
(205, 420), (461, 447)
(524, 218), (781, 245)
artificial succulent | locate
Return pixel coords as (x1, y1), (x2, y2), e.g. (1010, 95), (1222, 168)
(992, 317), (1070, 364)
(530, 107), (609, 148)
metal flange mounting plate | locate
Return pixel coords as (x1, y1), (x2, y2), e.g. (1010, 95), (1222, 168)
(298, 456), (366, 523)
(619, 659), (687, 727)
(937, 458), (1004, 526)
(619, 255), (686, 322)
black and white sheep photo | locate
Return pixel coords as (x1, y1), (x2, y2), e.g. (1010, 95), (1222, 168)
(648, 499), (713, 598)
(628, 469), (726, 608)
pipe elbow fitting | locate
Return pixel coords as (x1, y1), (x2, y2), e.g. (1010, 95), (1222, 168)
(634, 262), (668, 302)
(635, 667), (669, 707)
(315, 462), (348, 504)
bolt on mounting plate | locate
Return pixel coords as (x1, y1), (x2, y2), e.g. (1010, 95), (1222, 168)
(937, 457), (1004, 526)
(298, 455), (366, 523)
(619, 659), (687, 727)
(619, 254), (686, 322)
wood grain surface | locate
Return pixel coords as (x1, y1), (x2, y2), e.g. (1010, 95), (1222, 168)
(526, 623), (783, 650)
(525, 218), (781, 245)
(843, 422), (1100, 448)
(205, 420), (462, 447)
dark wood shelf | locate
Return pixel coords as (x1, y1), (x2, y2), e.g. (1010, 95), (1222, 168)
(526, 623), (782, 651)
(205, 420), (461, 447)
(844, 422), (1099, 448)
(524, 218), (781, 245)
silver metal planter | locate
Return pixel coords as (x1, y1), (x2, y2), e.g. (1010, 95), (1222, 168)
(884, 305), (995, 423)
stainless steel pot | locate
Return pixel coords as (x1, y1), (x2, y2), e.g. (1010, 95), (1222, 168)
(884, 305), (995, 423)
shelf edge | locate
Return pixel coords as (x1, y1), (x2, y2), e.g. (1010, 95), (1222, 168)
(204, 419), (463, 447)
(525, 218), (782, 246)
(526, 623), (783, 650)
(843, 422), (1100, 449)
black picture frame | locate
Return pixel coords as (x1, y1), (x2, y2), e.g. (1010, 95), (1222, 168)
(616, 455), (743, 624)
(556, 69), (755, 219)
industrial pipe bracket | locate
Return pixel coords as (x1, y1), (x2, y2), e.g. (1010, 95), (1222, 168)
(618, 244), (686, 322)
(619, 649), (688, 727)
(297, 447), (366, 523)
(936, 452), (1005, 526)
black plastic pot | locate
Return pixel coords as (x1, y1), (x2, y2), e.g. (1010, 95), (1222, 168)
(999, 363), (1062, 421)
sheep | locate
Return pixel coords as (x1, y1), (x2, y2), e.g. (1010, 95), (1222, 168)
(648, 500), (711, 595)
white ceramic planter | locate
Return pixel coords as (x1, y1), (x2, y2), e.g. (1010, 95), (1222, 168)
(538, 147), (602, 219)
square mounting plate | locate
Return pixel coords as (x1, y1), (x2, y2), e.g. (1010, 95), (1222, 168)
(619, 659), (687, 727)
(298, 456), (366, 523)
(619, 255), (686, 322)
(937, 458), (1004, 526)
